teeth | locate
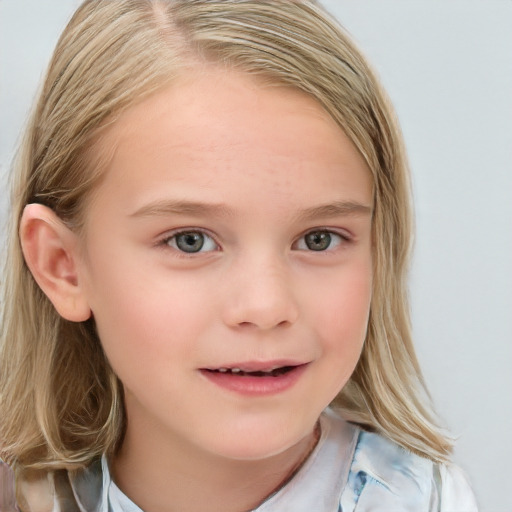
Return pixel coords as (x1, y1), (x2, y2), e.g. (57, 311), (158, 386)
(212, 366), (296, 375)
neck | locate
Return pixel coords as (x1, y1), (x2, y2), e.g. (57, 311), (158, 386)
(112, 416), (320, 512)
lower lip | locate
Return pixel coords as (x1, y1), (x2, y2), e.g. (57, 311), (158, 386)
(200, 364), (308, 396)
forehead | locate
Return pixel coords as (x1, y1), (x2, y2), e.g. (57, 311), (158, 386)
(88, 67), (372, 217)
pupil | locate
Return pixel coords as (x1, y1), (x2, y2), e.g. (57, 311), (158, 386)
(176, 232), (204, 253)
(305, 231), (331, 251)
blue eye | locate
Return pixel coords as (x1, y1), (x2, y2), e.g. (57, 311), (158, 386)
(165, 231), (218, 253)
(296, 230), (344, 251)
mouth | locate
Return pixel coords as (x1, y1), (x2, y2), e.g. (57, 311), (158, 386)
(204, 365), (299, 377)
(199, 362), (309, 396)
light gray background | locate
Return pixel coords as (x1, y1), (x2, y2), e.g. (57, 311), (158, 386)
(1, 1), (511, 510)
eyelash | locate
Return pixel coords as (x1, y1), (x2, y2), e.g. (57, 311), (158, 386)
(293, 229), (351, 252)
(157, 228), (352, 256)
(157, 229), (220, 256)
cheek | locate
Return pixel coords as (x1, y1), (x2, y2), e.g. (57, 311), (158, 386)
(298, 259), (372, 406)
(310, 261), (372, 354)
(85, 259), (215, 367)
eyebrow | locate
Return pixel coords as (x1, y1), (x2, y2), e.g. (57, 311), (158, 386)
(295, 201), (373, 222)
(130, 199), (372, 220)
(130, 200), (234, 219)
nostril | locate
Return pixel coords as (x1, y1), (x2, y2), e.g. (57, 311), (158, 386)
(234, 319), (292, 330)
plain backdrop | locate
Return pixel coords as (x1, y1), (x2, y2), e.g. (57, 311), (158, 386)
(1, 1), (511, 510)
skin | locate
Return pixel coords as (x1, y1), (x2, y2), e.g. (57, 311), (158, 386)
(21, 68), (373, 512)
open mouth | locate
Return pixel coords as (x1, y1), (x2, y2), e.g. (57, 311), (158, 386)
(204, 365), (297, 377)
(200, 363), (308, 395)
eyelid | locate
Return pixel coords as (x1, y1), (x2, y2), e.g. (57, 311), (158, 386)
(156, 227), (221, 253)
(292, 227), (353, 251)
(154, 226), (353, 253)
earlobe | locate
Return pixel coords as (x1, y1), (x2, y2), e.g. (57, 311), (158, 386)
(19, 204), (92, 322)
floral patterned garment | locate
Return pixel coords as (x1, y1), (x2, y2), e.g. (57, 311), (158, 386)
(1, 409), (478, 512)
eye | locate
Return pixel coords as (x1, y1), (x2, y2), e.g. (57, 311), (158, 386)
(295, 230), (346, 251)
(164, 231), (218, 254)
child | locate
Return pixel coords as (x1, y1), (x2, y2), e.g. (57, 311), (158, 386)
(0, 1), (478, 510)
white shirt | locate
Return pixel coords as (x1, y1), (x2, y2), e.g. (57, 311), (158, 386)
(103, 409), (479, 511)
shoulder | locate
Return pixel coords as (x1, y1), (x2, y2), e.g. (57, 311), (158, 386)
(1, 460), (18, 511)
(434, 462), (479, 511)
(340, 428), (478, 512)
(1, 459), (103, 512)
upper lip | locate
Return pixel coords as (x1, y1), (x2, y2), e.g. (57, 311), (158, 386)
(202, 360), (308, 372)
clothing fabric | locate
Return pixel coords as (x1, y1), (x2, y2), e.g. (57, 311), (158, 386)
(1, 408), (478, 511)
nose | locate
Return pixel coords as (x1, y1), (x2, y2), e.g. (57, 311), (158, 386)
(221, 258), (299, 330)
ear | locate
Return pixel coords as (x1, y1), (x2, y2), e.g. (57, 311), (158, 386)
(19, 204), (92, 322)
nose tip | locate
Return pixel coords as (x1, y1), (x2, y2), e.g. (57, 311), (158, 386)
(222, 267), (299, 330)
(233, 306), (298, 331)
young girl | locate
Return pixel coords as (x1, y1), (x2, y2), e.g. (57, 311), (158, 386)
(0, 1), (478, 510)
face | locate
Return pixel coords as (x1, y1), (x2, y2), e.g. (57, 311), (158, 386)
(77, 68), (373, 463)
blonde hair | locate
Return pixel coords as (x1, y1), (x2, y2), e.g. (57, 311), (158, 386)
(0, 0), (452, 475)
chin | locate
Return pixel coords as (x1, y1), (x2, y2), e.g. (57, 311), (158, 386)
(212, 440), (296, 462)
(204, 417), (314, 462)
